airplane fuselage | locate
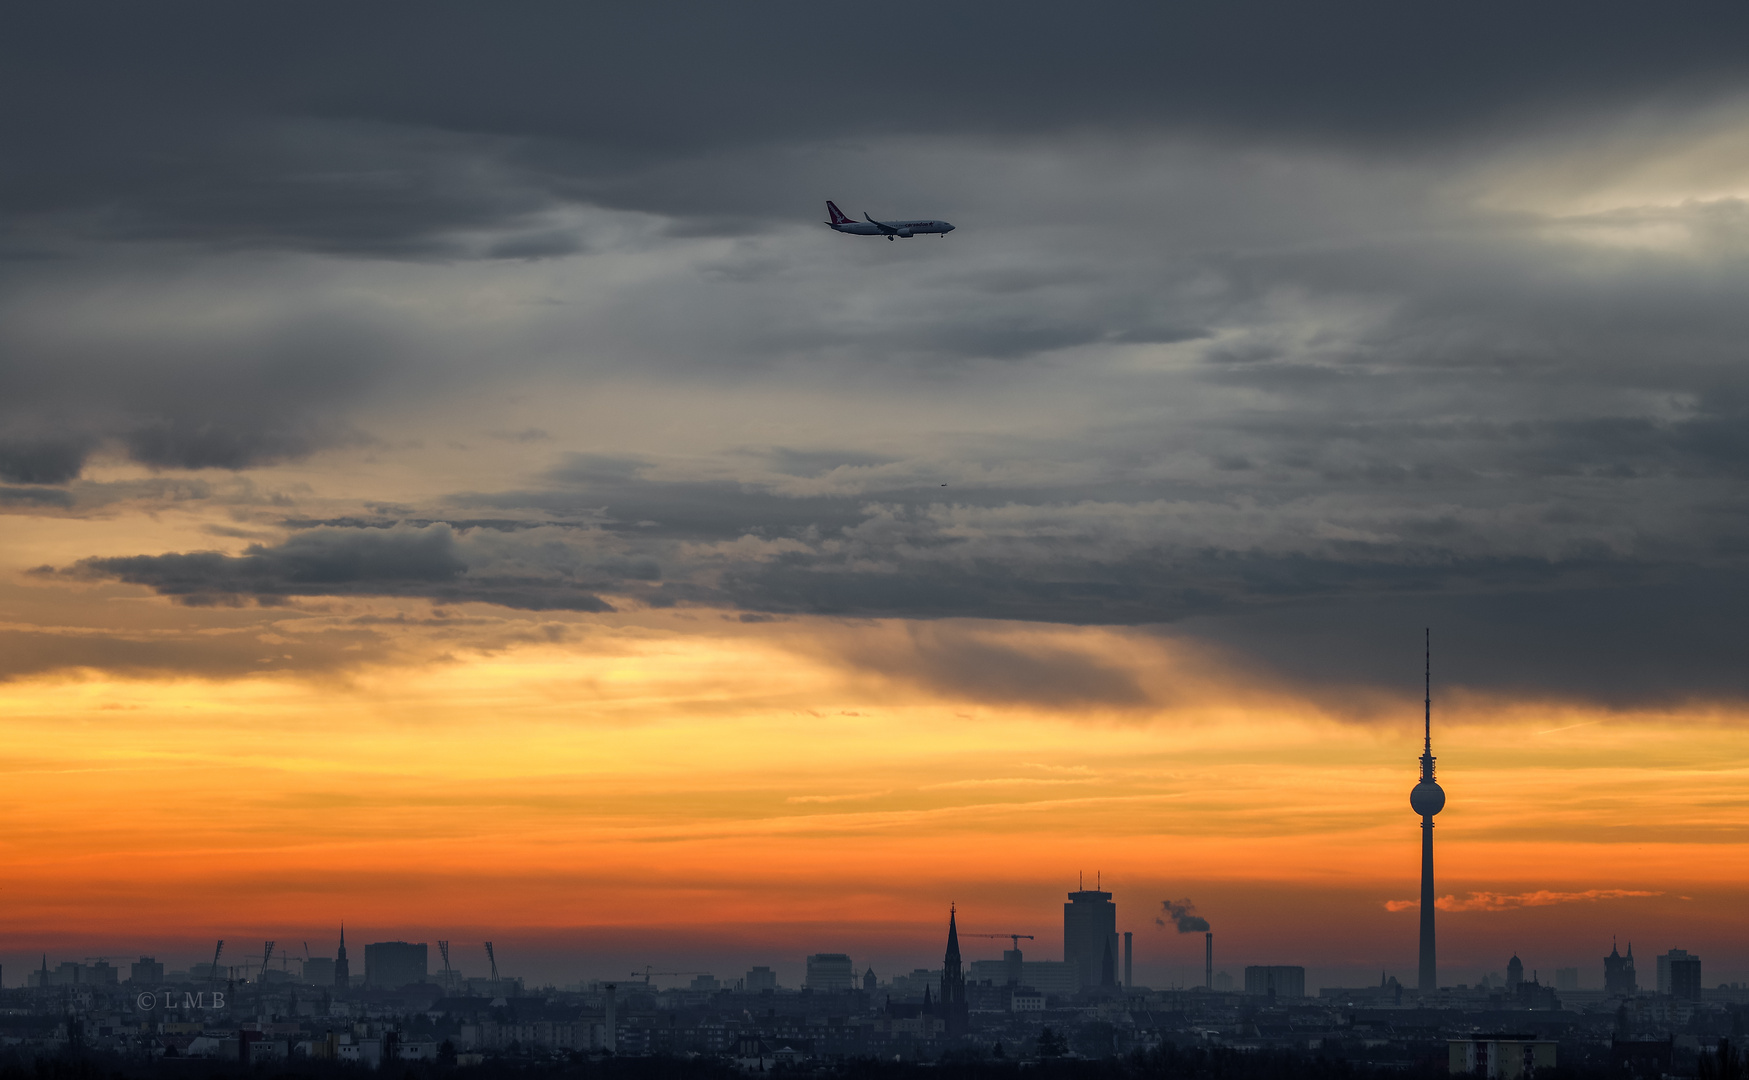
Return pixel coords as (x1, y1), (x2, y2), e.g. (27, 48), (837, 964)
(824, 201), (954, 239)
(828, 219), (954, 237)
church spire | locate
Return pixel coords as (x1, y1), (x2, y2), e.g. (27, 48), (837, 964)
(945, 904), (961, 963)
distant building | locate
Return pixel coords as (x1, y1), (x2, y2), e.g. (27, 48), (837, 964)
(1063, 887), (1119, 990)
(1448, 1035), (1556, 1078)
(1213, 971), (1235, 992)
(1011, 990), (1044, 1011)
(1506, 954), (1524, 990)
(1515, 978), (1558, 1010)
(52, 962), (83, 986)
(1554, 967), (1579, 992)
(1244, 966), (1306, 1000)
(688, 974), (720, 992)
(130, 958), (164, 985)
(863, 967), (876, 992)
(745, 966), (778, 992)
(303, 958), (336, 986)
(1020, 961), (1080, 995)
(888, 968), (940, 1001)
(364, 941), (428, 988)
(1657, 950), (1701, 1000)
(940, 907), (968, 1037)
(1604, 942), (1638, 995)
(804, 954), (854, 992)
(335, 926), (350, 989)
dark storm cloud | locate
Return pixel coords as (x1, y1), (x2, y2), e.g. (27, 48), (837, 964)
(0, 436), (93, 484)
(11, 2), (1749, 707)
(59, 524), (614, 612)
(6, 3), (1749, 254)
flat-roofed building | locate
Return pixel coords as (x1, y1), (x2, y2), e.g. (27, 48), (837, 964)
(1658, 950), (1702, 1000)
(1244, 965), (1306, 1000)
(804, 953), (855, 992)
(1449, 1036), (1555, 1079)
(364, 941), (428, 988)
(130, 957), (164, 984)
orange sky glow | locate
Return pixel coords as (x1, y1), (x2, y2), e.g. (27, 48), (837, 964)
(3, 554), (1744, 989)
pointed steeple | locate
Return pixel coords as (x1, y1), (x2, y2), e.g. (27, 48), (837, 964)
(945, 904), (961, 963)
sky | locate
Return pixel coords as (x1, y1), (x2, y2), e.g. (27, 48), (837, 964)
(3, 3), (1749, 992)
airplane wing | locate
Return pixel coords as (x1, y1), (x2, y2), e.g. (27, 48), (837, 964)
(862, 212), (899, 235)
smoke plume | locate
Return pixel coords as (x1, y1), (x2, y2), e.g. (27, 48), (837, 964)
(1157, 898), (1210, 933)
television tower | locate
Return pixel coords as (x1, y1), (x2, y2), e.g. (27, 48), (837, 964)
(1410, 628), (1446, 995)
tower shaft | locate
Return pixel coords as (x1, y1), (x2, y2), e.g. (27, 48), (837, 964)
(1418, 815), (1435, 993)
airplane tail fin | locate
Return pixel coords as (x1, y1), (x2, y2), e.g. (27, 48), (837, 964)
(825, 200), (855, 225)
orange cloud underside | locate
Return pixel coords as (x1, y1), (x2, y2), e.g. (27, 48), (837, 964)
(1, 602), (1746, 984)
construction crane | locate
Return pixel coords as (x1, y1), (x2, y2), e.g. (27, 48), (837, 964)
(629, 967), (710, 987)
(438, 941), (453, 993)
(259, 941), (276, 982)
(963, 933), (1035, 951)
(208, 941), (225, 988)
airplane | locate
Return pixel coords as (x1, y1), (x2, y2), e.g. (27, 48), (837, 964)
(825, 200), (954, 240)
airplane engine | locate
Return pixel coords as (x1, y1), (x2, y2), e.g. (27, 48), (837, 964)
(897, 227), (913, 238)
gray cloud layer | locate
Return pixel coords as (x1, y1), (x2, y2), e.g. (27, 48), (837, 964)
(8, 3), (1749, 702)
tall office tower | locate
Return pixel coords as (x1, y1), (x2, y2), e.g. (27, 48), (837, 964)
(1123, 932), (1133, 991)
(939, 906), (968, 1037)
(1409, 630), (1447, 995)
(1604, 941), (1638, 995)
(1658, 950), (1701, 1000)
(1063, 883), (1120, 990)
(334, 925), (350, 989)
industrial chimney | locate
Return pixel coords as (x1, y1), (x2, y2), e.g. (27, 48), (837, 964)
(1205, 932), (1213, 990)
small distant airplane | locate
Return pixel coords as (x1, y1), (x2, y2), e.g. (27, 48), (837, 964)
(825, 200), (954, 240)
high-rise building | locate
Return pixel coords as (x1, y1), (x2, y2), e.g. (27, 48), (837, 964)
(804, 954), (854, 992)
(1604, 941), (1637, 996)
(1244, 966), (1306, 1000)
(939, 906), (968, 1037)
(1658, 950), (1701, 1000)
(863, 967), (877, 992)
(1410, 630), (1447, 996)
(334, 926), (350, 989)
(1063, 885), (1119, 990)
(745, 966), (777, 992)
(130, 957), (164, 985)
(364, 941), (428, 988)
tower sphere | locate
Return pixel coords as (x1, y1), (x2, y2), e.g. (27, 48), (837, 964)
(1411, 779), (1445, 817)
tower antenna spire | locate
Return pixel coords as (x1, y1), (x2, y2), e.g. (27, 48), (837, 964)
(1424, 627), (1432, 754)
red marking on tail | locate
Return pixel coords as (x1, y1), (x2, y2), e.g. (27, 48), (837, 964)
(826, 200), (854, 225)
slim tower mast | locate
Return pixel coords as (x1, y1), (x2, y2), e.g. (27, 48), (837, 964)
(1410, 628), (1446, 996)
